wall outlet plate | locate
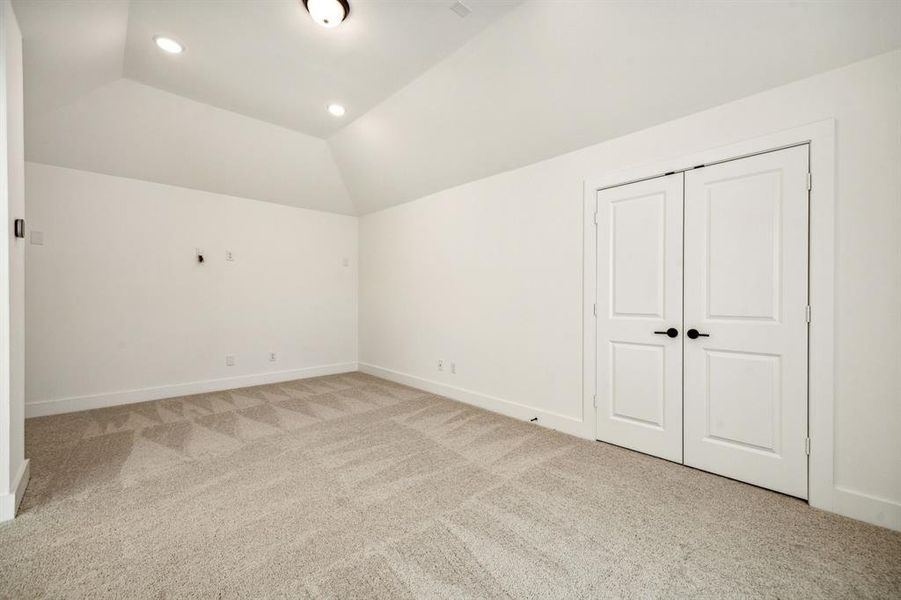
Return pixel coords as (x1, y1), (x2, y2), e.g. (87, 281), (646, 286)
(226, 354), (235, 367)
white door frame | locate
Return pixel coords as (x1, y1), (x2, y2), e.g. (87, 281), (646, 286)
(582, 119), (835, 512)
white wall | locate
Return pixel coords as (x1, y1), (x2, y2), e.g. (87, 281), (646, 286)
(359, 50), (901, 530)
(25, 163), (357, 416)
(0, 0), (26, 521)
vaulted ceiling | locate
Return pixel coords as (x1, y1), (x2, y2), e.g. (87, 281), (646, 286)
(12, 0), (901, 215)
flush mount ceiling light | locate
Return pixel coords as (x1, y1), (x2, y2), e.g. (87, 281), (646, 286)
(303, 0), (350, 28)
(153, 35), (184, 54)
(327, 103), (346, 117)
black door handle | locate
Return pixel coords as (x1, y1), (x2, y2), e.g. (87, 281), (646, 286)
(686, 329), (709, 339)
(654, 328), (679, 338)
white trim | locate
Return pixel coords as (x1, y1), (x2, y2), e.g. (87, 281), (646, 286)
(833, 486), (901, 532)
(0, 458), (29, 522)
(581, 120), (884, 526)
(582, 177), (597, 442)
(25, 363), (358, 418)
(359, 363), (592, 439)
(805, 122), (837, 519)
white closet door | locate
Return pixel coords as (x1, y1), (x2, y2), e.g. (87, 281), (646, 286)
(596, 174), (683, 463)
(683, 146), (809, 498)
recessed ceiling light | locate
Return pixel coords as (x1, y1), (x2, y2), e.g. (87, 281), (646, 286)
(327, 103), (346, 117)
(303, 0), (350, 28)
(153, 36), (184, 54)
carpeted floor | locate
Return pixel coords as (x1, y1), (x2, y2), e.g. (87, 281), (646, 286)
(0, 372), (899, 598)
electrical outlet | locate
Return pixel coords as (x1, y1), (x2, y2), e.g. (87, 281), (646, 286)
(437, 360), (444, 371)
(226, 354), (235, 367)
(450, 362), (456, 374)
(269, 352), (277, 362)
(225, 250), (235, 262)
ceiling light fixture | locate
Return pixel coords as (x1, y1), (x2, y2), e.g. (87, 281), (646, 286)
(153, 36), (184, 54)
(303, 0), (350, 28)
(327, 103), (346, 117)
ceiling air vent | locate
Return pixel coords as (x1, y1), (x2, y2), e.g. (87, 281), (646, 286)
(450, 1), (471, 18)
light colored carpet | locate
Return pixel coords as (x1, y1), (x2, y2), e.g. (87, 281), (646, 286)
(0, 372), (898, 598)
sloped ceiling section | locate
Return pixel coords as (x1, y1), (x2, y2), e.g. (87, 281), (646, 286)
(14, 0), (353, 213)
(12, 0), (518, 214)
(329, 0), (901, 214)
(12, 1), (901, 215)
(121, 0), (519, 137)
(27, 79), (354, 214)
(15, 0), (127, 118)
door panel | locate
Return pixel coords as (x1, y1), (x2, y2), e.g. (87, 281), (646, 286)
(610, 342), (665, 427)
(611, 194), (665, 317)
(705, 350), (780, 452)
(596, 174), (683, 463)
(705, 170), (781, 321)
(683, 145), (809, 498)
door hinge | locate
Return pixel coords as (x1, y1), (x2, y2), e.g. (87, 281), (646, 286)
(806, 305), (811, 323)
(592, 303), (597, 317)
(593, 212), (598, 226)
(593, 394), (597, 409)
(807, 172), (812, 191)
(805, 437), (811, 455)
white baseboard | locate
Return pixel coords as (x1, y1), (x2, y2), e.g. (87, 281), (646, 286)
(0, 459), (30, 522)
(359, 362), (592, 440)
(25, 362), (359, 418)
(831, 485), (901, 532)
